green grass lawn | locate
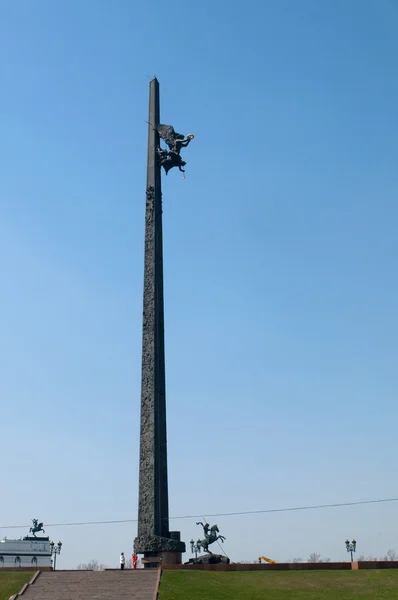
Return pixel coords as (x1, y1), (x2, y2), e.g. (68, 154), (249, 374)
(0, 572), (34, 600)
(159, 570), (398, 600)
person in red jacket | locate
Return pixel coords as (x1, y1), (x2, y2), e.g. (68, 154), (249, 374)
(132, 552), (138, 570)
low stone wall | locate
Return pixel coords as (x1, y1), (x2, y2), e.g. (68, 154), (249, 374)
(357, 560), (398, 570)
(163, 561), (398, 571)
(163, 562), (351, 571)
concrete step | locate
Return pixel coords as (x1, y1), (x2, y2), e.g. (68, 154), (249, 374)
(20, 570), (159, 600)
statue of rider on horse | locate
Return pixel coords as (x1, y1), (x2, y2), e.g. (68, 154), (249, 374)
(195, 521), (226, 554)
(29, 518), (45, 537)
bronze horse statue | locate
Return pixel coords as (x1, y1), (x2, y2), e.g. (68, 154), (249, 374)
(196, 522), (226, 554)
(29, 519), (45, 537)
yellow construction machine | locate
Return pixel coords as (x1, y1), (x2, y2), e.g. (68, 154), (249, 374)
(259, 556), (278, 564)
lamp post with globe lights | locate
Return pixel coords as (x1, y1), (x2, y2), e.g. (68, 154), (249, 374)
(190, 539), (200, 563)
(50, 541), (62, 570)
(345, 539), (357, 562)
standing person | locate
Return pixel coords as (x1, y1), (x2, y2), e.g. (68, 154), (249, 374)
(132, 552), (138, 570)
(120, 552), (125, 570)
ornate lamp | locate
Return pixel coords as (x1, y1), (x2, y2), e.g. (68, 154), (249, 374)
(345, 539), (357, 562)
(50, 541), (62, 570)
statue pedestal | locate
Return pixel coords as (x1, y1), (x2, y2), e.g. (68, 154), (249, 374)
(185, 554), (230, 565)
(0, 536), (52, 568)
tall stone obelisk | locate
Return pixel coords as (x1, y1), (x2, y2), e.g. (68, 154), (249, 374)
(134, 78), (185, 564)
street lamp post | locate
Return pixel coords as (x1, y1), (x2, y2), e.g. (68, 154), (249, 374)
(50, 541), (62, 570)
(345, 539), (357, 562)
(190, 539), (200, 563)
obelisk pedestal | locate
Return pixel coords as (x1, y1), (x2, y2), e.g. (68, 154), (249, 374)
(134, 78), (185, 565)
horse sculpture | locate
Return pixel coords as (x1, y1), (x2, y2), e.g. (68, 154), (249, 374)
(29, 518), (45, 537)
(195, 522), (226, 554)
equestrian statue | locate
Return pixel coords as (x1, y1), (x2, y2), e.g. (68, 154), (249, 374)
(195, 521), (226, 554)
(29, 518), (45, 537)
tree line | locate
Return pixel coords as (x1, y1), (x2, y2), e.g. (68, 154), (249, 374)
(292, 549), (397, 563)
(76, 558), (133, 570)
(234, 549), (398, 564)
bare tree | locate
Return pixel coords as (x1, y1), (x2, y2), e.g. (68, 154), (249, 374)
(230, 560), (255, 564)
(292, 557), (303, 563)
(76, 559), (107, 571)
(307, 553), (330, 563)
(384, 550), (397, 562)
(308, 553), (322, 563)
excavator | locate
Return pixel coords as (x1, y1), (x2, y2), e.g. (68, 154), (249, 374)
(259, 556), (278, 564)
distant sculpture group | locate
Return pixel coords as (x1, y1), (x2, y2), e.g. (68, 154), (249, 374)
(156, 124), (194, 175)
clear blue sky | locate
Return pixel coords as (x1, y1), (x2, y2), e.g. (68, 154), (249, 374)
(1, 0), (397, 567)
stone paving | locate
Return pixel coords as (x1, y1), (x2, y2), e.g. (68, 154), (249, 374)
(19, 569), (159, 600)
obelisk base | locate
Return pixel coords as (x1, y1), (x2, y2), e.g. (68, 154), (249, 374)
(134, 534), (185, 555)
(135, 532), (185, 567)
(160, 551), (183, 565)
